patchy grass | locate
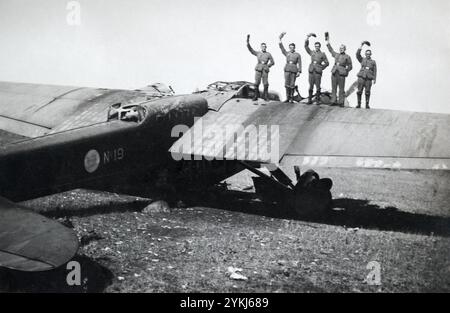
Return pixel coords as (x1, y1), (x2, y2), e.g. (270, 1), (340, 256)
(2, 204), (448, 293)
(72, 207), (448, 293)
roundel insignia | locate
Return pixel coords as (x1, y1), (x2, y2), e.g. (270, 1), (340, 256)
(84, 149), (100, 173)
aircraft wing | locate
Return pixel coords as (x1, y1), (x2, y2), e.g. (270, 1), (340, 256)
(170, 97), (450, 170)
(0, 196), (78, 271)
(0, 81), (163, 139)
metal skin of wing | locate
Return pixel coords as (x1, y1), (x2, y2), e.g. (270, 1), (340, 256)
(171, 90), (450, 171)
(0, 196), (79, 271)
(0, 81), (172, 138)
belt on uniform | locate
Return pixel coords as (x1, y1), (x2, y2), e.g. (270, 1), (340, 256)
(288, 61), (295, 64)
(313, 61), (318, 64)
(259, 62), (267, 64)
(365, 66), (370, 69)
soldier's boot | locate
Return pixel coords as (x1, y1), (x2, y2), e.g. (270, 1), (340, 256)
(365, 93), (371, 109)
(284, 88), (290, 103)
(253, 88), (260, 101)
(315, 89), (321, 105)
(356, 92), (362, 108)
(307, 90), (313, 105)
(263, 85), (269, 101)
(289, 88), (295, 103)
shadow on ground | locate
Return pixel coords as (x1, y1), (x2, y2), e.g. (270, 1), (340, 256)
(327, 198), (450, 237)
(183, 189), (450, 237)
(0, 255), (113, 293)
(45, 183), (450, 238)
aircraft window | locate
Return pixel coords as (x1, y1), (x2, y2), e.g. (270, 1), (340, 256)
(107, 103), (146, 123)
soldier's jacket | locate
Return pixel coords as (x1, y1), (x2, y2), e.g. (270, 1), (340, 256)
(356, 48), (377, 80)
(305, 39), (329, 74)
(327, 43), (352, 77)
(247, 43), (275, 72)
(279, 43), (302, 73)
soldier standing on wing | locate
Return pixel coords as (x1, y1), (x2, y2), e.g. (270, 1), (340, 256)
(356, 41), (377, 109)
(305, 33), (329, 104)
(279, 32), (302, 103)
(325, 33), (353, 107)
(247, 34), (275, 101)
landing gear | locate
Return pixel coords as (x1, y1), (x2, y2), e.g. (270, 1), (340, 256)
(241, 162), (333, 218)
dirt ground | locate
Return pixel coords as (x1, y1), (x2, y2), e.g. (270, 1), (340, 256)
(1, 168), (449, 293)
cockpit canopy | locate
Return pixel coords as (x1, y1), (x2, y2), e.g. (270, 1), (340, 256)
(206, 81), (250, 92)
(107, 102), (147, 123)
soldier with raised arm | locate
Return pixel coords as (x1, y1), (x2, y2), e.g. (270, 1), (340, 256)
(247, 34), (275, 101)
(305, 33), (329, 104)
(279, 32), (302, 103)
(325, 33), (352, 106)
(356, 41), (377, 109)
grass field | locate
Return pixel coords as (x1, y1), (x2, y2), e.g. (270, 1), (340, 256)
(1, 168), (449, 293)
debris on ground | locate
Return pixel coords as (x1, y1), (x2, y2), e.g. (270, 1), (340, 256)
(227, 266), (248, 281)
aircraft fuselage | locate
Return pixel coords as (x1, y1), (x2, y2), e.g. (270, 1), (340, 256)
(0, 95), (208, 201)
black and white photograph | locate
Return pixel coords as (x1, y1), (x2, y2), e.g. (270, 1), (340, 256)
(0, 0), (449, 299)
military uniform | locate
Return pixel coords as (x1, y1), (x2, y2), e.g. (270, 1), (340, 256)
(356, 48), (377, 108)
(305, 39), (329, 104)
(279, 42), (302, 102)
(247, 43), (275, 100)
(326, 43), (352, 106)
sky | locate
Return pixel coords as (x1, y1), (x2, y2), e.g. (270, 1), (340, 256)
(0, 0), (449, 113)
